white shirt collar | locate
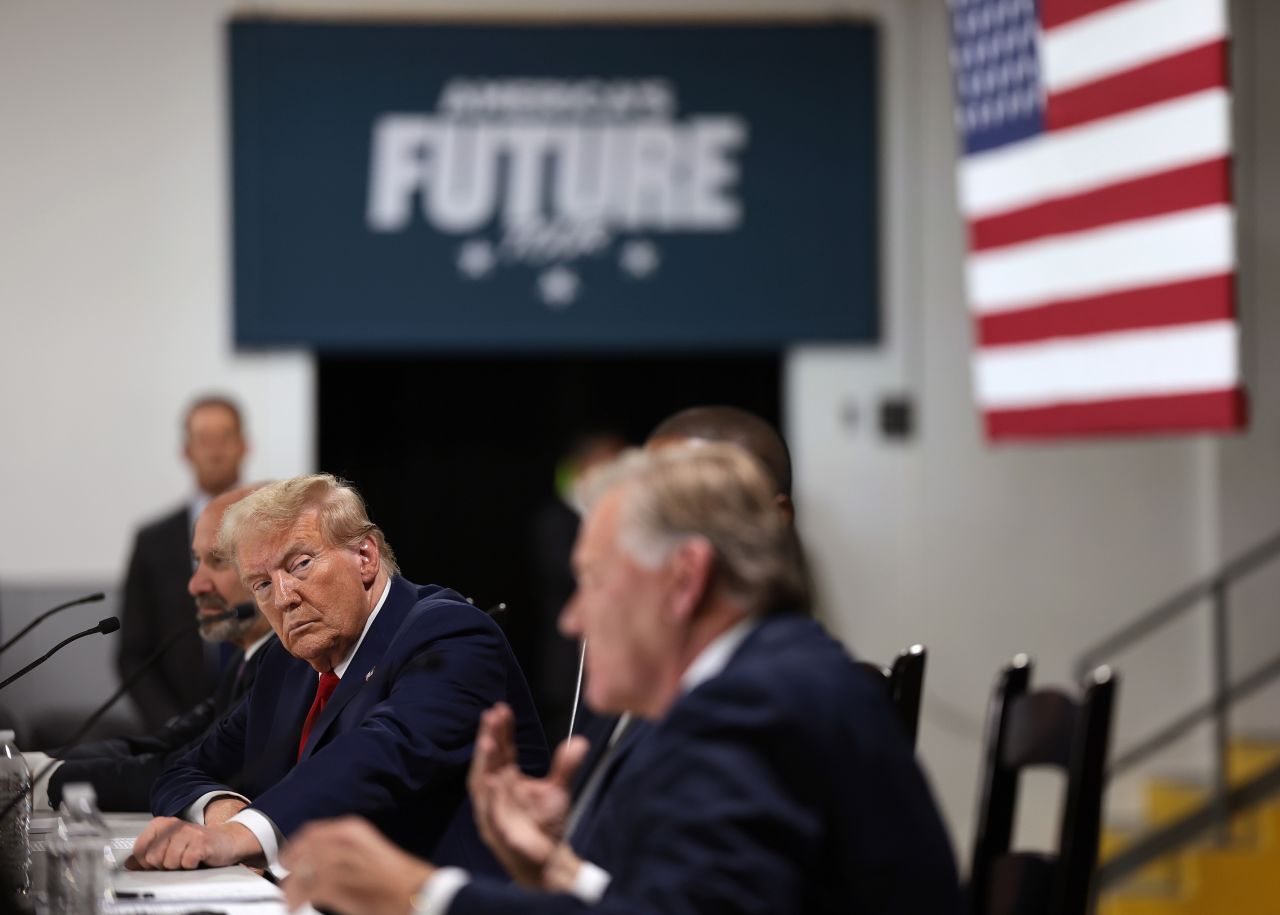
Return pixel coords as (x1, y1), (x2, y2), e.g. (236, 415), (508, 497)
(333, 578), (391, 679)
(242, 630), (275, 663)
(679, 616), (758, 695)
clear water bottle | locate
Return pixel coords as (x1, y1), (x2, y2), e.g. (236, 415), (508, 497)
(46, 782), (109, 914)
(0, 729), (31, 897)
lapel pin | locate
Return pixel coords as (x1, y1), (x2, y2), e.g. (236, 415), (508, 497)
(365, 666), (376, 682)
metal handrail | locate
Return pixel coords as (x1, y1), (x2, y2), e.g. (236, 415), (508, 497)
(1098, 757), (1280, 888)
(1109, 650), (1280, 776)
(1075, 528), (1280, 679)
(1072, 525), (1280, 883)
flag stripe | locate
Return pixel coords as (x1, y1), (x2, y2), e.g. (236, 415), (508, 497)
(969, 156), (1230, 251)
(961, 89), (1229, 218)
(1040, 0), (1133, 30)
(974, 321), (1237, 408)
(976, 274), (1234, 347)
(985, 389), (1245, 439)
(949, 0), (1242, 441)
(1046, 40), (1227, 132)
(968, 205), (1233, 314)
(1042, 0), (1228, 93)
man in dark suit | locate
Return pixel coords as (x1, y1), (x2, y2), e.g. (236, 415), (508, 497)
(38, 485), (275, 811)
(130, 474), (548, 874)
(281, 444), (961, 915)
(118, 396), (249, 728)
(564, 404), (801, 874)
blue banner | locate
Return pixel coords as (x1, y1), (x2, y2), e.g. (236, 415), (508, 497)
(231, 20), (879, 350)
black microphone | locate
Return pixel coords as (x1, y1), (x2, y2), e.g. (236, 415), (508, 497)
(214, 603), (257, 625)
(0, 602), (257, 823)
(0, 592), (105, 656)
(0, 617), (120, 693)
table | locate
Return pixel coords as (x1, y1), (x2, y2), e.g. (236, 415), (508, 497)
(34, 813), (317, 915)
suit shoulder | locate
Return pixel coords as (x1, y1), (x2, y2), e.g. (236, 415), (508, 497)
(403, 584), (505, 636)
(133, 504), (189, 543)
(711, 619), (866, 703)
(673, 619), (890, 749)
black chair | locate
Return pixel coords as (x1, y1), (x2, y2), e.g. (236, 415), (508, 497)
(967, 655), (1117, 915)
(860, 643), (927, 749)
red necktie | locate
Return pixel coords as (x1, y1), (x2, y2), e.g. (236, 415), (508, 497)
(297, 671), (340, 761)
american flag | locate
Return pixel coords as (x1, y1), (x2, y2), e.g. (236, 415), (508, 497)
(947, 0), (1246, 440)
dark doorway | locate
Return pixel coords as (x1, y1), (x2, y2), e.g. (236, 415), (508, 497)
(317, 353), (781, 738)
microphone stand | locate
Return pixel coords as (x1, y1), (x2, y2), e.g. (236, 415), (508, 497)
(0, 618), (120, 693)
(1, 606), (251, 823)
(0, 592), (105, 656)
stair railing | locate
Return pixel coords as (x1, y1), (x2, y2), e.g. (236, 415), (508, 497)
(1074, 527), (1280, 886)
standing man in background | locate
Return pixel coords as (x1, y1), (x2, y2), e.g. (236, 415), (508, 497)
(118, 395), (248, 728)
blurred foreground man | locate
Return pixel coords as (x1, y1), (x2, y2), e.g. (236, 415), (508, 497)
(282, 445), (961, 915)
(119, 396), (250, 727)
(132, 474), (548, 873)
(562, 404), (803, 873)
(34, 486), (274, 811)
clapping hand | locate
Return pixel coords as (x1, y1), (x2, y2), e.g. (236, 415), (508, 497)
(467, 702), (589, 888)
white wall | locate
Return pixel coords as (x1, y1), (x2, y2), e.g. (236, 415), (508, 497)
(0, 0), (314, 584)
(1214, 0), (1280, 736)
(2, 0), (1275, 866)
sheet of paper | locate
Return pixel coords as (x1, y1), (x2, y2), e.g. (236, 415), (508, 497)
(110, 865), (282, 902)
(106, 903), (312, 915)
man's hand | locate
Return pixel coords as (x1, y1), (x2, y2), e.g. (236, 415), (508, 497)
(282, 817), (433, 915)
(127, 817), (262, 870)
(204, 796), (249, 826)
(467, 702), (589, 888)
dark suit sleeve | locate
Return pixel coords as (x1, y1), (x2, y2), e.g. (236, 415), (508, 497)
(51, 749), (179, 812)
(452, 692), (824, 915)
(149, 691), (251, 816)
(58, 697), (215, 764)
(454, 669), (961, 915)
(117, 529), (184, 726)
(50, 697), (220, 813)
(250, 611), (511, 842)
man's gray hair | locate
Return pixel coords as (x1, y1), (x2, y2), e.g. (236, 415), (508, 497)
(217, 474), (399, 576)
(581, 443), (809, 614)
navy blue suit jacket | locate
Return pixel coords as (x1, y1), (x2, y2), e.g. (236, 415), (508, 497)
(150, 576), (548, 872)
(50, 637), (274, 812)
(452, 615), (961, 914)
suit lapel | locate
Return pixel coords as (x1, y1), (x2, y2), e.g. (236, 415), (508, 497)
(248, 654), (313, 791)
(569, 719), (649, 847)
(211, 650), (245, 714)
(571, 715), (623, 800)
(297, 576), (417, 762)
(239, 639), (270, 695)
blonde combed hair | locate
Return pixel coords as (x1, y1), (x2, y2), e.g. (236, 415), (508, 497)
(580, 443), (808, 614)
(216, 473), (399, 576)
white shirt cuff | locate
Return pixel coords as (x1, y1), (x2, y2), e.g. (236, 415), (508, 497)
(411, 867), (470, 915)
(228, 808), (281, 865)
(183, 790), (251, 824)
(22, 753), (60, 811)
(572, 860), (612, 904)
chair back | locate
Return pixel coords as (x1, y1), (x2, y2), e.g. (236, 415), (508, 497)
(967, 656), (1117, 915)
(859, 644), (927, 749)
